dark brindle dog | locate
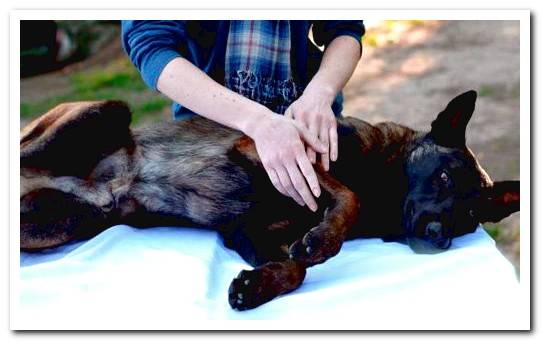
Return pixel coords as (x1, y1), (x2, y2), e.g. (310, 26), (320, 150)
(20, 90), (519, 310)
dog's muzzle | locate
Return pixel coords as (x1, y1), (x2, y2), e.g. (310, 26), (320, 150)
(407, 221), (452, 254)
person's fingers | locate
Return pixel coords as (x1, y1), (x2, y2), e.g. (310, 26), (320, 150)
(306, 117), (319, 164)
(284, 106), (293, 118)
(285, 159), (317, 212)
(319, 123), (330, 171)
(295, 123), (327, 154)
(329, 121), (338, 162)
(295, 149), (321, 199)
(275, 165), (305, 206)
(265, 165), (288, 196)
(306, 147), (316, 165)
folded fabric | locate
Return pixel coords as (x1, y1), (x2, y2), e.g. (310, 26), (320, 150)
(17, 225), (521, 330)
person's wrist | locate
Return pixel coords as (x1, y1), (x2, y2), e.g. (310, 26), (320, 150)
(240, 104), (275, 139)
(303, 82), (336, 106)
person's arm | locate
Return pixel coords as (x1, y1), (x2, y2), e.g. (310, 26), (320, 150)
(286, 21), (364, 170)
(286, 36), (361, 170)
(123, 20), (326, 211)
(157, 58), (326, 212)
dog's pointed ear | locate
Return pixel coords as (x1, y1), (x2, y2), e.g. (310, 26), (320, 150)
(475, 181), (520, 223)
(21, 100), (132, 177)
(428, 90), (477, 148)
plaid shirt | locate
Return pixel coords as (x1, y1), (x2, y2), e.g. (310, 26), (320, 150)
(122, 20), (365, 120)
(225, 21), (299, 115)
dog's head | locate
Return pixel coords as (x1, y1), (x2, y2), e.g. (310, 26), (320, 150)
(20, 101), (132, 250)
(402, 91), (519, 253)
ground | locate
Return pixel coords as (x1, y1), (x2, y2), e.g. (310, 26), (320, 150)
(20, 20), (521, 270)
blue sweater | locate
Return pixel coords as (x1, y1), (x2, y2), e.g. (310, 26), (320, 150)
(121, 20), (365, 119)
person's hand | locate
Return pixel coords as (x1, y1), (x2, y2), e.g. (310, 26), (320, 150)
(285, 85), (338, 171)
(246, 113), (327, 212)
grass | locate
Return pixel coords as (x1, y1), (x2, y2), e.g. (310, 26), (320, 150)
(70, 59), (147, 93)
(484, 223), (502, 240)
(21, 57), (170, 126)
(132, 97), (171, 124)
(478, 82), (521, 100)
(478, 85), (496, 98)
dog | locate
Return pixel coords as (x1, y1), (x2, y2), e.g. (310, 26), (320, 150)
(20, 90), (520, 310)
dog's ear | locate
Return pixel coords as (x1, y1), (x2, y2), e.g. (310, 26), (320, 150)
(21, 100), (132, 177)
(428, 90), (477, 148)
(475, 181), (520, 223)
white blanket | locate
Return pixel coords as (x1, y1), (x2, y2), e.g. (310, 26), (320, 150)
(17, 225), (522, 330)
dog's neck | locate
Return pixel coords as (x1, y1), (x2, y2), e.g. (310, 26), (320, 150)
(335, 118), (423, 239)
(374, 121), (421, 165)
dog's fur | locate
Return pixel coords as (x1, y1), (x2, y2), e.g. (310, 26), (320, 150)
(20, 91), (520, 310)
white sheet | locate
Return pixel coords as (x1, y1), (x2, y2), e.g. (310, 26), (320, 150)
(17, 225), (522, 330)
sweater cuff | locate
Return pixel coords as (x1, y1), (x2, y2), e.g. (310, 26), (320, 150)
(141, 48), (182, 90)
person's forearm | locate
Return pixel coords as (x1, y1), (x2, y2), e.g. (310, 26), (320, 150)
(305, 35), (362, 101)
(156, 57), (271, 136)
(156, 56), (326, 211)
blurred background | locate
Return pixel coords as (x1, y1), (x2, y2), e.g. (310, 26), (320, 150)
(20, 20), (520, 271)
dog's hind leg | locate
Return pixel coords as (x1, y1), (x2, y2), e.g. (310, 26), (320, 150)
(288, 166), (361, 266)
(20, 188), (111, 251)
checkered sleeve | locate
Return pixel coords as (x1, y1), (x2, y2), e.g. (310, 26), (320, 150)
(121, 20), (187, 90)
(312, 20), (365, 49)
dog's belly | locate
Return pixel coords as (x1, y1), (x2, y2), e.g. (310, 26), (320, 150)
(127, 119), (254, 227)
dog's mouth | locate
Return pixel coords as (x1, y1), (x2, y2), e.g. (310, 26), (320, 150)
(407, 235), (451, 254)
(407, 217), (453, 254)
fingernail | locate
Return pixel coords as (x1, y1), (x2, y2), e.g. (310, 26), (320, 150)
(314, 187), (321, 197)
(310, 203), (318, 212)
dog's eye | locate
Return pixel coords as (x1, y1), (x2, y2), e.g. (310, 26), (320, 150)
(440, 171), (450, 183)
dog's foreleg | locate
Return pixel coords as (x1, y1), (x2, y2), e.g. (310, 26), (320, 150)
(228, 136), (360, 310)
(233, 135), (361, 267)
(289, 166), (360, 266)
(228, 259), (307, 311)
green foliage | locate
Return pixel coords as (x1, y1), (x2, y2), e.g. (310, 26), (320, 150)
(484, 223), (502, 240)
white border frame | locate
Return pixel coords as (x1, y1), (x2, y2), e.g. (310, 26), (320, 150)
(9, 10), (531, 330)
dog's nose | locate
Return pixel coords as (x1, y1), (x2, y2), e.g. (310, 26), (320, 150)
(425, 222), (452, 249)
(435, 238), (452, 249)
(425, 222), (443, 240)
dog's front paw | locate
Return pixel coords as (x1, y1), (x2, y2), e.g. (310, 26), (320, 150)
(228, 260), (306, 311)
(228, 267), (275, 311)
(289, 226), (341, 265)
